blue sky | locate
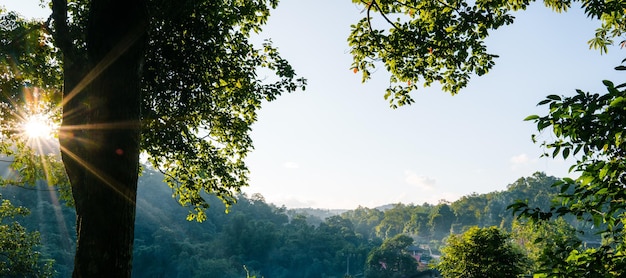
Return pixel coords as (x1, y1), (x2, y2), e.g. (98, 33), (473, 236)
(5, 0), (625, 209)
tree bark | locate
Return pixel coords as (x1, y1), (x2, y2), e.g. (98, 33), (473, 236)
(57, 0), (147, 277)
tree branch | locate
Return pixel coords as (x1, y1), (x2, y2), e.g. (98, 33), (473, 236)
(367, 1), (374, 33)
(50, 0), (73, 59)
(372, 1), (400, 30)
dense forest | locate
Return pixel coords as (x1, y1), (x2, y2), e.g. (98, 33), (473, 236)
(2, 170), (599, 277)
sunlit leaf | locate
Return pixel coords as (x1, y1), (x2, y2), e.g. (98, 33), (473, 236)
(524, 115), (540, 121)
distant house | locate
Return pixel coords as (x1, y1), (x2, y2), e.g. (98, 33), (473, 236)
(407, 245), (423, 260)
(407, 245), (431, 269)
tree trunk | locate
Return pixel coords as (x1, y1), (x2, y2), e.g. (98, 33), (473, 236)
(58, 1), (147, 277)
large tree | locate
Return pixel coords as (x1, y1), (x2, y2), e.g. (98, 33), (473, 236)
(512, 68), (626, 276)
(438, 226), (528, 278)
(53, 1), (148, 276)
(510, 218), (580, 275)
(365, 234), (420, 278)
(2, 0), (304, 276)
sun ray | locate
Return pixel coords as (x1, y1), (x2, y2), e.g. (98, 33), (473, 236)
(46, 188), (73, 253)
(0, 20), (147, 214)
(20, 113), (58, 140)
(59, 23), (146, 109)
(59, 121), (141, 131)
(58, 145), (136, 205)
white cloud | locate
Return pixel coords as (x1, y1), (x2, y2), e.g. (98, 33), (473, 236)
(283, 161), (299, 169)
(509, 153), (536, 170)
(510, 153), (530, 164)
(404, 170), (436, 191)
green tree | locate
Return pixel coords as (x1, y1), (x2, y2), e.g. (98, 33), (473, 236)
(365, 234), (419, 278)
(341, 206), (384, 240)
(428, 203), (454, 239)
(438, 226), (527, 278)
(404, 206), (431, 239)
(510, 218), (581, 276)
(2, 0), (303, 276)
(513, 65), (626, 276)
(375, 203), (412, 239)
(451, 193), (488, 231)
(0, 195), (54, 277)
(348, 0), (626, 107)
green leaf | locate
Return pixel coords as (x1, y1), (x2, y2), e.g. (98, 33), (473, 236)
(580, 175), (594, 186)
(538, 120), (552, 130)
(552, 145), (561, 158)
(614, 82), (626, 89)
(562, 177), (575, 184)
(524, 115), (540, 121)
(602, 80), (614, 87)
(546, 94), (562, 101)
(609, 96), (624, 107)
(560, 183), (572, 193)
(599, 166), (609, 179)
(614, 65), (626, 71)
(562, 147), (570, 159)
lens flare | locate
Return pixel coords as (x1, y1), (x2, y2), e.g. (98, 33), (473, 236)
(21, 113), (55, 139)
(19, 112), (58, 141)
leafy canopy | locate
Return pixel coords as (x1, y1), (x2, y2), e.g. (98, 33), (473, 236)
(365, 234), (419, 278)
(0, 194), (54, 277)
(1, 1), (305, 221)
(510, 218), (581, 276)
(438, 226), (528, 278)
(138, 0), (306, 221)
(0, 8), (71, 202)
(348, 0), (626, 107)
(512, 64), (626, 277)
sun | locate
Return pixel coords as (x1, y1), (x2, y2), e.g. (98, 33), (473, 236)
(20, 113), (57, 140)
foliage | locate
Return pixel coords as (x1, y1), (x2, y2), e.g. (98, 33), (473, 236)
(438, 226), (528, 278)
(510, 218), (581, 275)
(1, 169), (602, 277)
(348, 0), (626, 107)
(428, 203), (455, 239)
(0, 9), (62, 102)
(512, 63), (626, 277)
(0, 194), (54, 277)
(365, 234), (419, 278)
(127, 169), (372, 278)
(0, 8), (71, 203)
(375, 203), (413, 238)
(450, 193), (488, 230)
(139, 0), (306, 221)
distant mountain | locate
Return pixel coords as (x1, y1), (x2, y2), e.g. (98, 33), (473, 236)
(287, 207), (346, 218)
(1, 170), (600, 277)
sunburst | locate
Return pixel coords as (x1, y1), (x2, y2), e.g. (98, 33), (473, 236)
(20, 113), (57, 140)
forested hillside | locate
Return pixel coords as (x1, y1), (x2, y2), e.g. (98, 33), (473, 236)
(2, 170), (598, 277)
